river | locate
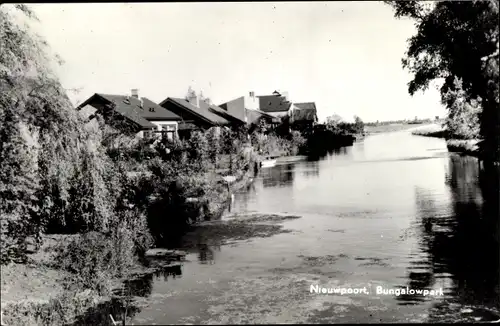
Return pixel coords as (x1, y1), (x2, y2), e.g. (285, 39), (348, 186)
(87, 127), (500, 324)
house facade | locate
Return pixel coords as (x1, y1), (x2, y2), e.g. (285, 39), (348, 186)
(257, 90), (295, 119)
(218, 92), (280, 128)
(159, 94), (236, 138)
(290, 102), (319, 131)
(77, 89), (181, 140)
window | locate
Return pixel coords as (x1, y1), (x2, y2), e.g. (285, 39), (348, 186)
(160, 124), (175, 131)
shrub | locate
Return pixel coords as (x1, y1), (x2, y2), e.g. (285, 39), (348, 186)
(2, 288), (99, 326)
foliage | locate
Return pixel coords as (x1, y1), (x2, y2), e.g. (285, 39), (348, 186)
(185, 86), (196, 101)
(386, 0), (499, 161)
(442, 78), (481, 140)
(187, 130), (210, 170)
(446, 139), (480, 155)
(2, 287), (99, 326)
(353, 116), (365, 135)
(0, 5), (86, 263)
(289, 130), (307, 155)
(325, 114), (343, 127)
(1, 5), (155, 268)
(205, 127), (221, 165)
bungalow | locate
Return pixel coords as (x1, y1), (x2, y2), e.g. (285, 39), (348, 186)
(218, 92), (281, 130)
(158, 93), (237, 138)
(76, 89), (181, 140)
(290, 102), (318, 131)
(256, 90), (301, 119)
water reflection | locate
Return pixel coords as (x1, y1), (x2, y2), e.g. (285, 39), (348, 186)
(397, 156), (500, 321)
(196, 243), (217, 265)
(71, 298), (142, 326)
(310, 146), (352, 162)
(70, 263), (183, 325)
(300, 161), (320, 178)
(261, 163), (295, 188)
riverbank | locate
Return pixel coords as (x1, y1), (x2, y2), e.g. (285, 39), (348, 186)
(0, 143), (261, 326)
(410, 126), (483, 159)
(120, 133), (499, 324)
(0, 124), (356, 325)
(1, 234), (125, 326)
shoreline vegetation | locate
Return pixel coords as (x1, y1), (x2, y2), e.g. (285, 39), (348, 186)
(411, 125), (483, 159)
(1, 121), (362, 325)
(2, 3), (498, 325)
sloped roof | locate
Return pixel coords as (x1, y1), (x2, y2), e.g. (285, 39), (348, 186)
(199, 100), (245, 125)
(166, 98), (231, 125)
(294, 102), (316, 111)
(246, 108), (281, 124)
(77, 93), (181, 129)
(178, 122), (201, 131)
(257, 94), (292, 113)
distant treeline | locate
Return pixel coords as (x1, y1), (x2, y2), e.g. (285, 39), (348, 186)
(364, 118), (433, 126)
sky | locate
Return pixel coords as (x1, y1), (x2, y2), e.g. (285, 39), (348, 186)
(27, 2), (446, 123)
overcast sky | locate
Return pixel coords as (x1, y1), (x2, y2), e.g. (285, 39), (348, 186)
(29, 2), (446, 123)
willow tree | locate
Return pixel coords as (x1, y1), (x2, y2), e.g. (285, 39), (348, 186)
(386, 0), (499, 162)
(0, 5), (102, 262)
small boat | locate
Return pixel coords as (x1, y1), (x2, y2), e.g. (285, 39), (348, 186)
(260, 159), (277, 168)
(276, 155), (307, 163)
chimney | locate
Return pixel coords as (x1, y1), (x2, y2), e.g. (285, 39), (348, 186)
(131, 89), (139, 98)
(249, 91), (255, 98)
(281, 91), (289, 102)
(187, 93), (199, 107)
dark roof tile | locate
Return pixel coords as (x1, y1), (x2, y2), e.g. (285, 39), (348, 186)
(77, 93), (181, 129)
(167, 98), (231, 125)
(294, 102), (316, 111)
(257, 95), (291, 113)
(291, 102), (318, 122)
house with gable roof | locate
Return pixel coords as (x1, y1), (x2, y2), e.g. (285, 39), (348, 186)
(158, 92), (238, 139)
(290, 102), (319, 131)
(218, 91), (281, 131)
(76, 89), (182, 140)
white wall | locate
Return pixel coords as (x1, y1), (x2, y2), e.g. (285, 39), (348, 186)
(150, 120), (179, 140)
(288, 103), (299, 123)
(267, 111), (289, 118)
(78, 104), (97, 119)
(244, 95), (259, 111)
(150, 120), (178, 131)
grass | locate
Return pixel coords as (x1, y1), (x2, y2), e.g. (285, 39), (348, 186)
(412, 129), (448, 138)
(409, 126), (483, 158)
(0, 233), (156, 326)
(446, 139), (480, 155)
(1, 235), (98, 325)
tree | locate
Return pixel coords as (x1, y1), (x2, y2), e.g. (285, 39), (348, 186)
(0, 4), (118, 262)
(1, 4), (83, 261)
(185, 86), (196, 101)
(386, 0), (500, 162)
(353, 115), (365, 134)
(326, 114), (343, 126)
(199, 90), (212, 105)
(442, 77), (481, 140)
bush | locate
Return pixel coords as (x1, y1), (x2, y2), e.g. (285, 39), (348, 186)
(54, 212), (151, 295)
(442, 78), (481, 140)
(2, 288), (99, 326)
(446, 139), (479, 154)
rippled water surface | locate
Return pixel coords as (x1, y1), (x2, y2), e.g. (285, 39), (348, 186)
(116, 128), (499, 324)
